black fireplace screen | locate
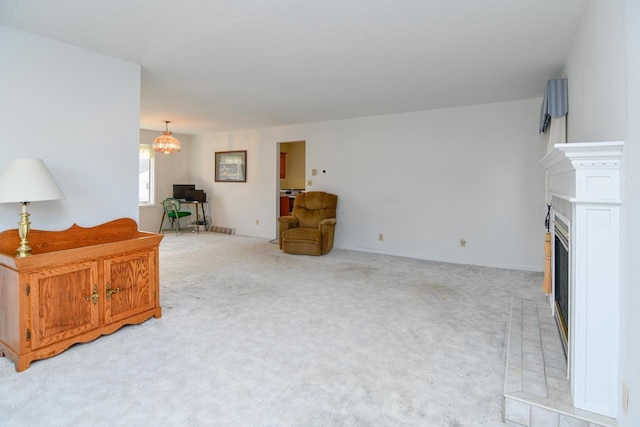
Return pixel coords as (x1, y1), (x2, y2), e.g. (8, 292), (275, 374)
(554, 228), (569, 348)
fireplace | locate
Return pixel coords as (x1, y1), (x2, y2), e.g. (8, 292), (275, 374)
(541, 141), (623, 418)
(553, 217), (569, 355)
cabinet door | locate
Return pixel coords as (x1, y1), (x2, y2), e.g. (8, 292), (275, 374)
(280, 152), (287, 179)
(280, 196), (289, 217)
(104, 250), (156, 324)
(29, 262), (100, 349)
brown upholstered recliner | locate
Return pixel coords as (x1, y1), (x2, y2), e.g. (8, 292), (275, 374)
(278, 191), (338, 255)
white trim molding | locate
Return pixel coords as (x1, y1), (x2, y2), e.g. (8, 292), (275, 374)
(540, 141), (623, 418)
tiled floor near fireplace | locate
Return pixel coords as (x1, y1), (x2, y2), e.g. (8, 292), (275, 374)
(503, 298), (617, 427)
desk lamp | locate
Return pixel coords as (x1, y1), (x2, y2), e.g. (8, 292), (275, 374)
(0, 159), (65, 257)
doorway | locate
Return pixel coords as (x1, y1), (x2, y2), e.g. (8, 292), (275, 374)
(277, 140), (306, 228)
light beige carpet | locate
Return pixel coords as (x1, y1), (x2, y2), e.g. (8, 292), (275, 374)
(0, 232), (545, 426)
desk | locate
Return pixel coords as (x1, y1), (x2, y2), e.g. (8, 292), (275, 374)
(159, 201), (209, 234)
(183, 201), (209, 233)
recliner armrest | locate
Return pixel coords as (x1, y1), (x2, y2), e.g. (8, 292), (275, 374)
(318, 218), (337, 254)
(278, 216), (298, 249)
(278, 216), (298, 228)
(318, 218), (336, 227)
(318, 218), (336, 234)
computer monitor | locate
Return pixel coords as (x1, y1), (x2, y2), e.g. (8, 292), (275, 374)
(185, 189), (206, 202)
(173, 184), (195, 200)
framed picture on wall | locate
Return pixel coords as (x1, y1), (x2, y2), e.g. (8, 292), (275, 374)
(215, 150), (247, 182)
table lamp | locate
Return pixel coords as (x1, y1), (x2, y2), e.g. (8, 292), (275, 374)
(0, 159), (65, 257)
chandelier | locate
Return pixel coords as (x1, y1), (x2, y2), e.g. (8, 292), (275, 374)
(153, 121), (181, 154)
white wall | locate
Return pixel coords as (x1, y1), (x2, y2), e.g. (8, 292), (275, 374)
(192, 98), (545, 271)
(564, 0), (625, 142)
(138, 129), (194, 232)
(562, 0), (639, 423)
(621, 0), (640, 424)
(0, 25), (140, 232)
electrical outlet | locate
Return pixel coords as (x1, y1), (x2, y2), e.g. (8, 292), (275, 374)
(256, 219), (259, 225)
(460, 239), (467, 248)
(379, 233), (384, 241)
(311, 169), (317, 176)
(307, 179), (312, 186)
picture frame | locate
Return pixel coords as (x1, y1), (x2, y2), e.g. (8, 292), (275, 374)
(215, 150), (247, 182)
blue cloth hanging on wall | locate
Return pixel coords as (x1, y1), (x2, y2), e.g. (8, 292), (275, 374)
(539, 78), (568, 133)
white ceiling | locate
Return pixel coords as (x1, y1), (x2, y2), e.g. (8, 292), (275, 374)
(0, 0), (588, 135)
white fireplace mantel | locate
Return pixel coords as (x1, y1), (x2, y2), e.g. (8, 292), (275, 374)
(540, 141), (623, 418)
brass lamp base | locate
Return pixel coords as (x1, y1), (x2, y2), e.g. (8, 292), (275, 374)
(16, 202), (32, 258)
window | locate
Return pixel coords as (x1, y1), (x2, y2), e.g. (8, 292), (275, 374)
(139, 144), (155, 205)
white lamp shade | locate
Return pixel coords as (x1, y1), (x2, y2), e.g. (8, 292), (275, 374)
(0, 159), (65, 203)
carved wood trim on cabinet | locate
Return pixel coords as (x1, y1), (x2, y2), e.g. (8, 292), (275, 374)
(0, 218), (163, 372)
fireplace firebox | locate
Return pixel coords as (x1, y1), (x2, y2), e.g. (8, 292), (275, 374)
(553, 217), (569, 355)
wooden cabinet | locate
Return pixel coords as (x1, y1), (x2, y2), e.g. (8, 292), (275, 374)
(0, 218), (162, 371)
(280, 152), (287, 179)
(280, 196), (289, 217)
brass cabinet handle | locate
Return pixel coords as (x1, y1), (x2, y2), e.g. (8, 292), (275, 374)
(106, 283), (120, 300)
(84, 285), (99, 305)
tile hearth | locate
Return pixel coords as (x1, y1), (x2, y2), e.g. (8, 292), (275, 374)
(503, 298), (617, 427)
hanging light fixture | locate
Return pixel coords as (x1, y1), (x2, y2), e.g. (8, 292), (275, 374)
(153, 121), (181, 154)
